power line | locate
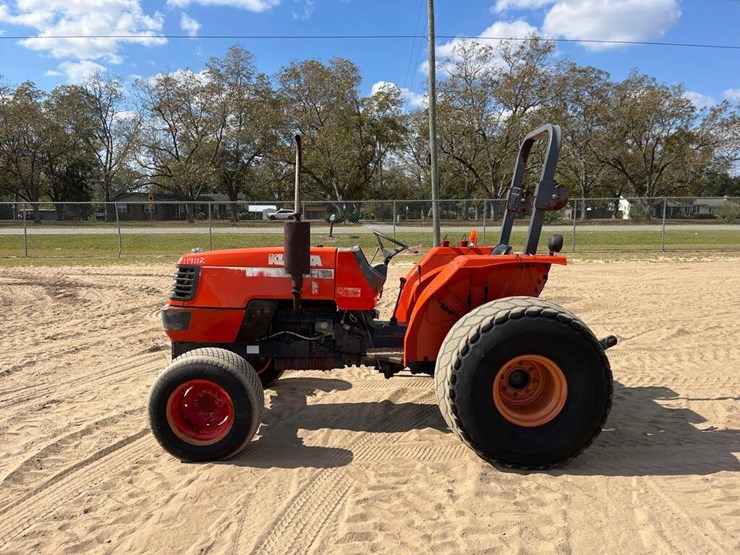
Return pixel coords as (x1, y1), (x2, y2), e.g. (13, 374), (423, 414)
(0, 33), (739, 50)
(403, 0), (425, 90)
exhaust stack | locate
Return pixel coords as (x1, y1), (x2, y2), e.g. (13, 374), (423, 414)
(284, 135), (311, 310)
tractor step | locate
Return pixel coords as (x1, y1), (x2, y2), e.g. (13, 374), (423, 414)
(366, 348), (404, 365)
(366, 348), (405, 378)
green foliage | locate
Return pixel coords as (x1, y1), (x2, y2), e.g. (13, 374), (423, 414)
(627, 203), (651, 223)
(1, 44), (738, 205)
(714, 202), (740, 221)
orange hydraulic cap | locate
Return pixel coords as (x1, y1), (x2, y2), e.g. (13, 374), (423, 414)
(469, 229), (478, 246)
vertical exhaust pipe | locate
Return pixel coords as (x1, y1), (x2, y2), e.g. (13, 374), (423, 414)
(284, 135), (311, 310)
(293, 135), (302, 218)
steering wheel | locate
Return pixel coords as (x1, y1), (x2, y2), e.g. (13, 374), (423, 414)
(372, 229), (409, 264)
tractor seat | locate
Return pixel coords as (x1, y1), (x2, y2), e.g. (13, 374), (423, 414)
(372, 263), (388, 280)
(348, 246), (387, 293)
(491, 244), (513, 255)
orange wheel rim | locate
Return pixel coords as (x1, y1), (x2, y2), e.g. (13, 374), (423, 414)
(493, 355), (567, 427)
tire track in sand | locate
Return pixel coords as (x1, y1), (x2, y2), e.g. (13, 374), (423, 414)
(0, 351), (162, 409)
(640, 476), (739, 554)
(237, 391), (440, 555)
(0, 429), (152, 549)
(0, 408), (146, 508)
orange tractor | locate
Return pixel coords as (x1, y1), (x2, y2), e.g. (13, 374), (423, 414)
(149, 125), (616, 469)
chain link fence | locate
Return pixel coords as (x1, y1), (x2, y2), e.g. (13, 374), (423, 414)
(0, 197), (738, 258)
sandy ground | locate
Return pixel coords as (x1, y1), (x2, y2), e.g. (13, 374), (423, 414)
(0, 257), (738, 554)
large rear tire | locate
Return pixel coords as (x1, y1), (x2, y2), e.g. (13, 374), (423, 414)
(435, 297), (612, 469)
(149, 347), (264, 462)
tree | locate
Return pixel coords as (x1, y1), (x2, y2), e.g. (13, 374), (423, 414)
(136, 70), (224, 221)
(544, 63), (614, 217)
(699, 171), (740, 197)
(42, 85), (95, 219)
(595, 71), (727, 204)
(435, 36), (558, 207)
(0, 82), (49, 207)
(206, 46), (280, 219)
(277, 57), (405, 212)
(79, 72), (143, 203)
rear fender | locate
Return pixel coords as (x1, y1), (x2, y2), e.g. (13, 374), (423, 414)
(394, 265), (445, 323)
(403, 255), (565, 366)
(394, 244), (491, 323)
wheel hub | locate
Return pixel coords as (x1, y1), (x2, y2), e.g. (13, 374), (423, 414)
(493, 355), (568, 427)
(507, 369), (530, 389)
(166, 379), (235, 445)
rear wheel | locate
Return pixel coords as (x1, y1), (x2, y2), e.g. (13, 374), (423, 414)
(435, 297), (612, 469)
(149, 347), (264, 462)
(249, 357), (284, 388)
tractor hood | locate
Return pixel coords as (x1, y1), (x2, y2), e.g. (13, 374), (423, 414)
(175, 246), (337, 270)
(169, 246), (338, 309)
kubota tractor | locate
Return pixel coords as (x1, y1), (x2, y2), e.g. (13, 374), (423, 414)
(149, 124), (617, 469)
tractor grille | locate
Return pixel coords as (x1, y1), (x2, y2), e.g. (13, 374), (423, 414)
(170, 265), (199, 301)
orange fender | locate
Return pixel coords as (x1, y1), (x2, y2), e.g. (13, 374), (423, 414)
(403, 254), (566, 366)
(394, 244), (491, 323)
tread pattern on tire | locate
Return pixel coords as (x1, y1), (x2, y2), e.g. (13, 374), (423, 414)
(434, 296), (613, 470)
(152, 347), (264, 459)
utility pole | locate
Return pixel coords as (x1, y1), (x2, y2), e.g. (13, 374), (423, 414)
(377, 138), (384, 200)
(428, 0), (441, 245)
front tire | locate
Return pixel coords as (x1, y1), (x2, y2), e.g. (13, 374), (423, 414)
(149, 347), (264, 462)
(435, 297), (613, 469)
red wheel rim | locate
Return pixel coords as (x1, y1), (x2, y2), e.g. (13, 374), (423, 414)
(166, 380), (235, 445)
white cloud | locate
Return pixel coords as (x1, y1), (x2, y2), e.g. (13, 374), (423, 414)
(138, 68), (211, 88)
(180, 12), (201, 36)
(425, 19), (539, 75)
(438, 19), (538, 59)
(542, 0), (681, 51)
(167, 0), (280, 11)
(51, 60), (108, 83)
(492, 0), (554, 14)
(292, 0), (315, 20)
(0, 0), (166, 63)
(371, 81), (426, 109)
(723, 89), (740, 102)
(683, 91), (716, 109)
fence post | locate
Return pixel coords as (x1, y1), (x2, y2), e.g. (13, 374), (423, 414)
(571, 199), (577, 253)
(661, 197), (667, 252)
(482, 200), (487, 244)
(23, 203), (28, 257)
(208, 202), (213, 251)
(115, 203), (122, 258)
(392, 200), (397, 238)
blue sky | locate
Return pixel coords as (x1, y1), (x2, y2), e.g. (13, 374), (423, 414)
(0, 0), (738, 109)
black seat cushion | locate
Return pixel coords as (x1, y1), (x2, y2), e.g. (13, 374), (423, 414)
(346, 246), (387, 293)
(372, 263), (388, 280)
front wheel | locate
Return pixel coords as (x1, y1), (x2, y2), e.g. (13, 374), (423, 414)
(149, 347), (264, 462)
(435, 297), (613, 469)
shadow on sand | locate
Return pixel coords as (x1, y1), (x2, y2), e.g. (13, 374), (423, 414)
(228, 376), (739, 476)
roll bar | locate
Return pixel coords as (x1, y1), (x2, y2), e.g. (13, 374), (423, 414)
(497, 124), (568, 255)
